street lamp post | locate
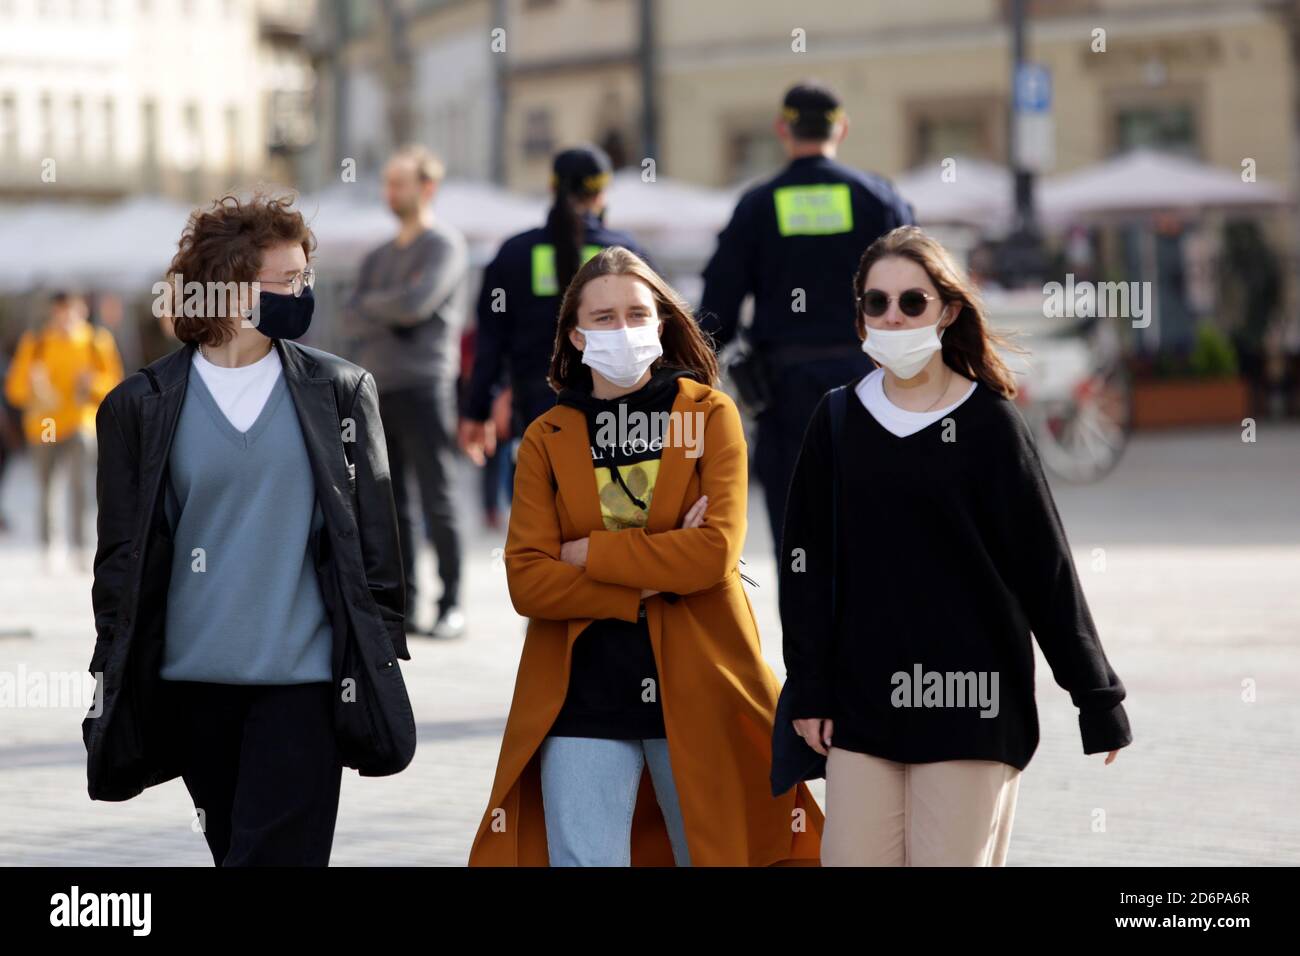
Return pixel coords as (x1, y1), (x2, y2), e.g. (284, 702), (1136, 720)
(999, 0), (1050, 288)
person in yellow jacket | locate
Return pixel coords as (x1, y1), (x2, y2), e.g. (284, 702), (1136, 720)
(4, 291), (122, 567)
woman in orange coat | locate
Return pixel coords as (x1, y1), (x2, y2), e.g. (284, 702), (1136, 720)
(468, 246), (823, 866)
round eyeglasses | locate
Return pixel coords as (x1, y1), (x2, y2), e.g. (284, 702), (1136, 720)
(256, 266), (316, 298)
(857, 287), (939, 319)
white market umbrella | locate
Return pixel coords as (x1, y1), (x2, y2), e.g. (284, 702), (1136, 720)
(602, 168), (736, 235)
(894, 156), (1014, 230)
(0, 201), (110, 291)
(70, 195), (195, 292)
(1039, 148), (1289, 225)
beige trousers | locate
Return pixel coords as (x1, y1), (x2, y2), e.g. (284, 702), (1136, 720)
(821, 747), (1021, 866)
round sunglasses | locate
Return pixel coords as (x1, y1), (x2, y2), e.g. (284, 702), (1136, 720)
(857, 288), (940, 318)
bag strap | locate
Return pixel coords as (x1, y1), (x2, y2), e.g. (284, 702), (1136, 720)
(139, 366), (161, 394)
(826, 385), (848, 629)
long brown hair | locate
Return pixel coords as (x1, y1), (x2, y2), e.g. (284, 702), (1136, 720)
(549, 246), (719, 391)
(853, 225), (1021, 398)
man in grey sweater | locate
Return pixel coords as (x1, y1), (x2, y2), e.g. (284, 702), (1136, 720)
(341, 145), (468, 638)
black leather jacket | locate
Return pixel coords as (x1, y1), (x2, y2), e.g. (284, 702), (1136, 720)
(82, 339), (413, 801)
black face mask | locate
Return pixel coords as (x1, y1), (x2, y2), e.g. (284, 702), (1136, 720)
(248, 286), (314, 340)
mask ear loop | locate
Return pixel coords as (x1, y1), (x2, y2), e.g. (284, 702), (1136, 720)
(935, 303), (953, 341)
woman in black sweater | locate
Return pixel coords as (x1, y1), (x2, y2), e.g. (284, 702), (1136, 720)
(779, 225), (1133, 866)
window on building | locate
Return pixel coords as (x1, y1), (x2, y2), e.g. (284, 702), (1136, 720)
(726, 125), (785, 186)
(225, 105), (240, 175)
(183, 102), (202, 197)
(0, 94), (17, 158)
(39, 92), (53, 155)
(342, 0), (374, 38)
(141, 98), (159, 175)
(1114, 103), (1197, 158)
(183, 101), (202, 164)
(914, 116), (985, 166)
(599, 127), (629, 170)
(905, 96), (1001, 169)
(446, 102), (467, 175)
(102, 97), (115, 163)
(522, 108), (554, 160)
(71, 95), (84, 160)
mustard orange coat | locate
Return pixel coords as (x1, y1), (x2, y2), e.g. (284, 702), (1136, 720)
(468, 377), (824, 866)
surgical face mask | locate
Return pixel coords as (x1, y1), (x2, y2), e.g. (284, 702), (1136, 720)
(577, 323), (663, 388)
(861, 318), (946, 379)
(245, 286), (315, 340)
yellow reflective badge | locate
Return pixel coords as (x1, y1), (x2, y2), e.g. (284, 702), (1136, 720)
(773, 183), (854, 236)
(531, 243), (604, 296)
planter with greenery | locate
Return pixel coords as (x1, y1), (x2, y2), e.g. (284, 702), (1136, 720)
(1130, 323), (1251, 428)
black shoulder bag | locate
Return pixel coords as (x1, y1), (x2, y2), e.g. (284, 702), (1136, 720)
(769, 384), (847, 797)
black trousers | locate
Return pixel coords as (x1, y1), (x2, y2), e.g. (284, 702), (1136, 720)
(754, 352), (872, 561)
(163, 680), (343, 867)
(378, 381), (463, 613)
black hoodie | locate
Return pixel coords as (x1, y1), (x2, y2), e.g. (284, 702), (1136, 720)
(548, 366), (696, 739)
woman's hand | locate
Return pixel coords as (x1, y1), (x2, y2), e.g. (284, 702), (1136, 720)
(681, 495), (708, 529)
(1104, 749), (1119, 765)
(457, 418), (496, 467)
(793, 717), (833, 756)
(559, 537), (589, 568)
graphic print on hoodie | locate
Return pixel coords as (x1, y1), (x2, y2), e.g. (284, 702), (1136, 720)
(547, 366), (696, 740)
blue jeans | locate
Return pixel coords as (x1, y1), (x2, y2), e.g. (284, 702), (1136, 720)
(539, 736), (692, 866)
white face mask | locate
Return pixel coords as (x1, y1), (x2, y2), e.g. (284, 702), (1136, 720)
(861, 319), (946, 379)
(577, 323), (663, 388)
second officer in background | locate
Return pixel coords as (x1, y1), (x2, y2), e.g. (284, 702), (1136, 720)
(459, 145), (654, 466)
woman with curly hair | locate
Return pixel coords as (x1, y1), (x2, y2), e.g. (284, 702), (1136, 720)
(83, 192), (414, 866)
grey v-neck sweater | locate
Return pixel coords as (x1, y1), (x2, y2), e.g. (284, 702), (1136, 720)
(160, 367), (332, 684)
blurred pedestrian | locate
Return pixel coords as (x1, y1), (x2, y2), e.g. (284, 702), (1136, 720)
(4, 290), (122, 570)
(775, 226), (1132, 866)
(0, 339), (25, 535)
(699, 81), (915, 556)
(469, 247), (824, 867)
(459, 144), (654, 469)
(341, 145), (469, 639)
(83, 191), (413, 865)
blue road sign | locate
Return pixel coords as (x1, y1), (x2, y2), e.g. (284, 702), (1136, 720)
(1015, 63), (1052, 113)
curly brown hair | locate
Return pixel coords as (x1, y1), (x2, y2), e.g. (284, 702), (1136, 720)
(164, 191), (316, 347)
(548, 246), (719, 392)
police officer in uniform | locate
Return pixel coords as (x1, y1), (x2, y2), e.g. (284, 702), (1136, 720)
(699, 82), (915, 554)
(459, 145), (654, 465)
